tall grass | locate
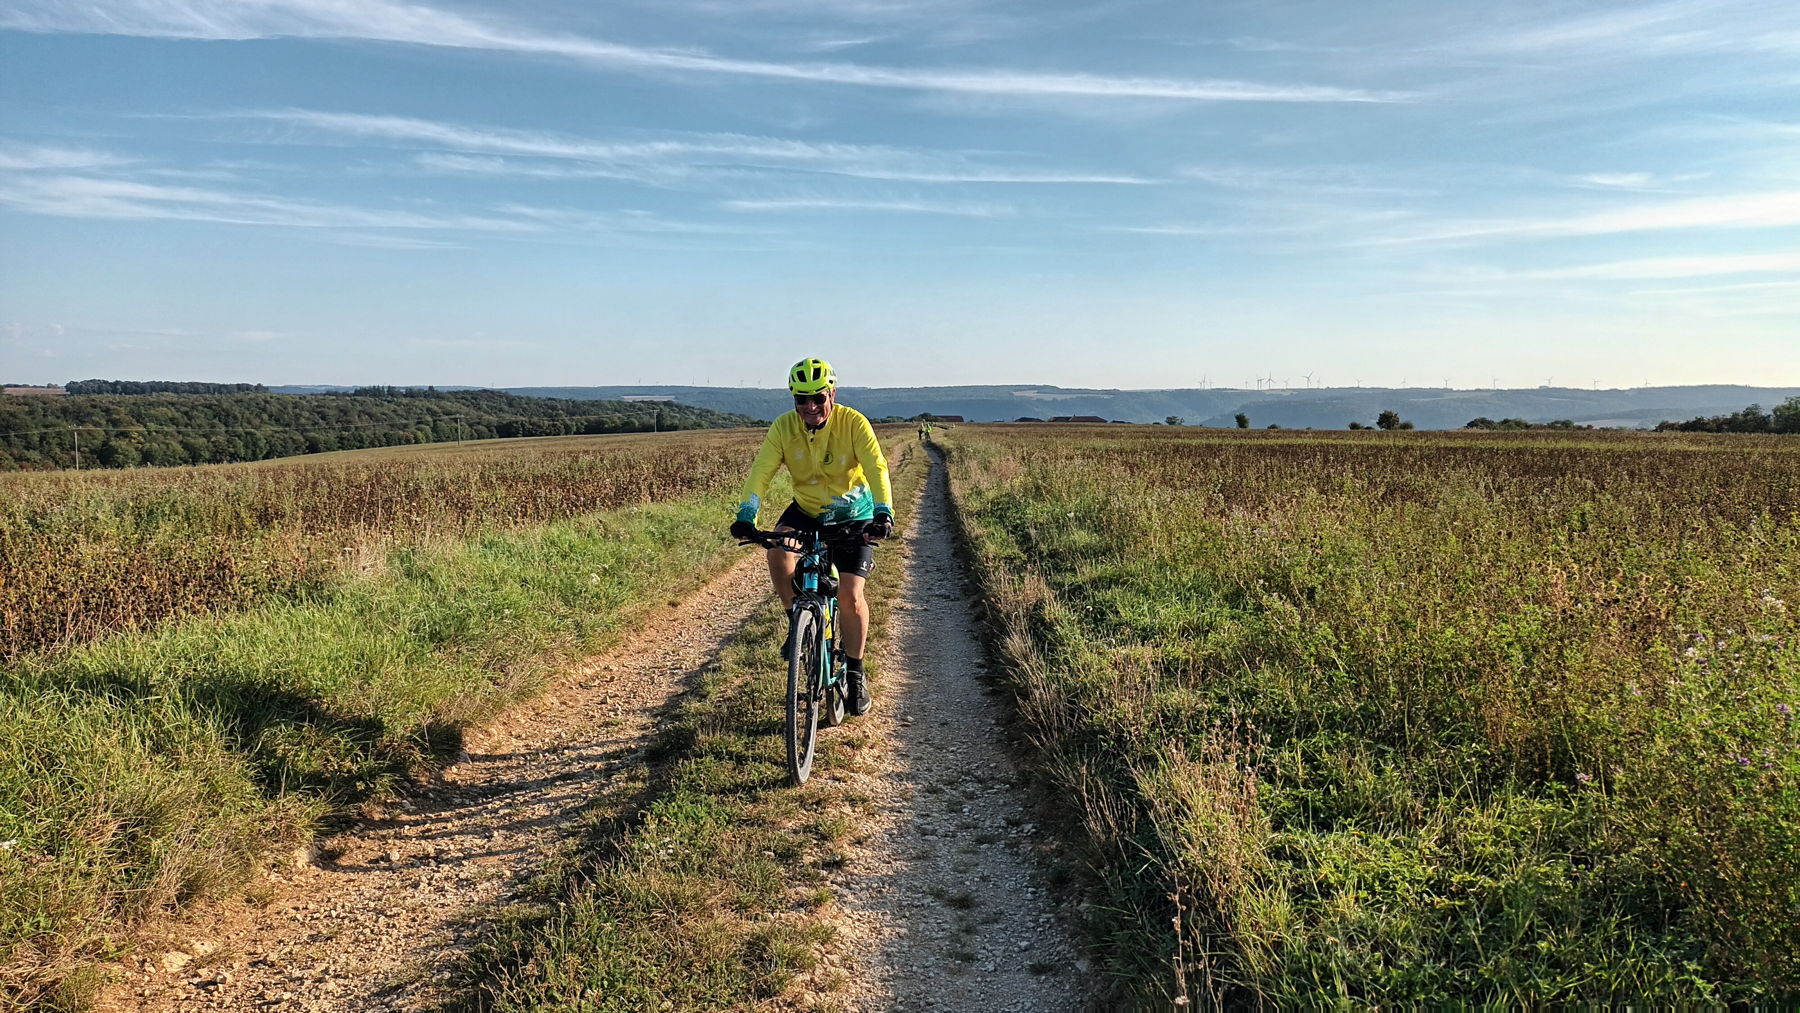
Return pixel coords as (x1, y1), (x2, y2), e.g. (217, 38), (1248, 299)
(940, 426), (1800, 1004)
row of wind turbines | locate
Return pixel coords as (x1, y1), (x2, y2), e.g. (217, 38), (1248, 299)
(1200, 375), (1623, 392)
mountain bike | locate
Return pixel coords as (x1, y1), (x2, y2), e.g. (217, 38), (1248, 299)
(740, 524), (866, 785)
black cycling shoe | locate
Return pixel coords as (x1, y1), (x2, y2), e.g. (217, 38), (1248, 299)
(846, 668), (872, 716)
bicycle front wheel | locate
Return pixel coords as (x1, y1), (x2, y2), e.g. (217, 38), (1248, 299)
(786, 605), (822, 785)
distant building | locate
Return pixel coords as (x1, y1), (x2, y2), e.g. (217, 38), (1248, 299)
(934, 415), (965, 423)
(1014, 416), (1044, 423)
(1050, 414), (1107, 423)
(3, 386), (66, 398)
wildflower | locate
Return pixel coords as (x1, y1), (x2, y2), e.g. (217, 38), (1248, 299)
(1779, 703), (1793, 719)
(1575, 772), (1593, 784)
(1735, 756), (1751, 766)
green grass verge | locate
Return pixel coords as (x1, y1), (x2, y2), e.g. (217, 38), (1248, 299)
(1, 496), (740, 1009)
(460, 441), (923, 1013)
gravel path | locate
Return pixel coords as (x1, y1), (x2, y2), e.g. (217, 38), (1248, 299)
(817, 446), (1092, 1012)
(103, 555), (769, 1013)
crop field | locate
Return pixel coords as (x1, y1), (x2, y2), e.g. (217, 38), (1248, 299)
(0, 432), (753, 660)
(939, 425), (1800, 1004)
(0, 431), (763, 1003)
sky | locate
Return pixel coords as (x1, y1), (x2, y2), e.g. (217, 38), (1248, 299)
(1, 0), (1798, 390)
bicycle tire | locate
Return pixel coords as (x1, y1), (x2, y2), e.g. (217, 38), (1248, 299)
(821, 671), (847, 728)
(786, 605), (822, 785)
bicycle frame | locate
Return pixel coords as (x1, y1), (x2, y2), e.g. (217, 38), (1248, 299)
(789, 531), (843, 709)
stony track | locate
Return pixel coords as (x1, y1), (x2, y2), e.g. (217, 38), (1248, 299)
(811, 446), (1092, 1012)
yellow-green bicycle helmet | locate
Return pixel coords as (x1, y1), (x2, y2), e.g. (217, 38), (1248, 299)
(787, 357), (836, 395)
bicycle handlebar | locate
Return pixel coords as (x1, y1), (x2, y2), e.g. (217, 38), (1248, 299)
(738, 522), (880, 552)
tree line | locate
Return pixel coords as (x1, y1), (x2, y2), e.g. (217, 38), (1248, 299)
(63, 379), (271, 395)
(1653, 397), (1800, 434)
(0, 388), (755, 470)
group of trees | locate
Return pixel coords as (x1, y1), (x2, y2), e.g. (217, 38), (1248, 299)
(1347, 410), (1416, 431)
(1464, 417), (1590, 431)
(1654, 398), (1800, 434)
(0, 387), (755, 471)
(63, 379), (269, 395)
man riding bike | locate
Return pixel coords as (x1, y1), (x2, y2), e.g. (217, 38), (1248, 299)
(730, 358), (893, 716)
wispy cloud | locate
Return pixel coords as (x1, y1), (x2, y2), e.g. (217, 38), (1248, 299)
(495, 203), (752, 234)
(1, 0), (1409, 102)
(0, 174), (536, 231)
(0, 173), (736, 241)
(1386, 190), (1800, 243)
(1532, 252), (1800, 280)
(311, 231), (467, 249)
(413, 152), (695, 186)
(1178, 165), (1425, 195)
(722, 196), (1012, 217)
(0, 143), (128, 171)
(248, 109), (1159, 185)
(1577, 172), (1657, 189)
(1474, 0), (1800, 58)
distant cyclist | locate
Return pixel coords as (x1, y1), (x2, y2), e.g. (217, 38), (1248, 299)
(730, 358), (893, 715)
(918, 421), (932, 443)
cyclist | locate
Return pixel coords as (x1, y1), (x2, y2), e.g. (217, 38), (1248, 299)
(730, 358), (893, 716)
(918, 421), (932, 443)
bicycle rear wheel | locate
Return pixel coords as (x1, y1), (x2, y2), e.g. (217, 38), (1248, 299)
(786, 606), (822, 785)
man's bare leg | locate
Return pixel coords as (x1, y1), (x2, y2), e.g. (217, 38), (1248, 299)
(837, 572), (872, 714)
(837, 573), (869, 658)
(766, 525), (800, 609)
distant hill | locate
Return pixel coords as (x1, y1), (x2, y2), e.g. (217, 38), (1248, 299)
(267, 384), (1800, 431)
(1, 388), (755, 471)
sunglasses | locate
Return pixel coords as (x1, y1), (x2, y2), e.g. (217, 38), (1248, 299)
(793, 393), (829, 407)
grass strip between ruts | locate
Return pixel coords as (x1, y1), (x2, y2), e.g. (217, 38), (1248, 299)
(1, 494), (744, 1010)
(459, 439), (924, 1013)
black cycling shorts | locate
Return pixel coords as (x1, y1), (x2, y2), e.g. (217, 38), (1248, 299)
(775, 501), (877, 579)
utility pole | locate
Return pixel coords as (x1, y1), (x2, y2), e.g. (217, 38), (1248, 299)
(71, 426), (79, 470)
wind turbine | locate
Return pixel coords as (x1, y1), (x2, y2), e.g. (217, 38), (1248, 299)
(1303, 372), (1315, 389)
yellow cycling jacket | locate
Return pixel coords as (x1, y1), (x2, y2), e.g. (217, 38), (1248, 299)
(737, 404), (892, 525)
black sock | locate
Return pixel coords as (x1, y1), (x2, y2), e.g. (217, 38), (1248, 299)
(845, 657), (864, 674)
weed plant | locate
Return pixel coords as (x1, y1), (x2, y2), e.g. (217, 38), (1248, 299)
(939, 425), (1800, 1005)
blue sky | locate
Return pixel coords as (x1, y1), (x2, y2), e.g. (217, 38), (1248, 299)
(2, 0), (1797, 389)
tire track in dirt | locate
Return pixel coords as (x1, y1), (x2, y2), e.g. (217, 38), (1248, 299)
(103, 555), (770, 1013)
(818, 446), (1092, 1012)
